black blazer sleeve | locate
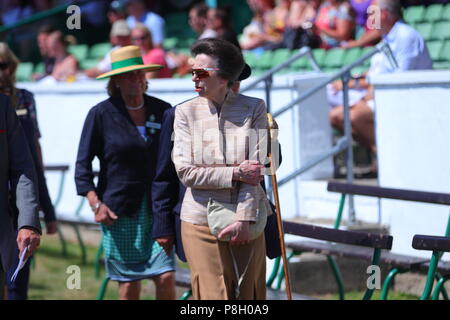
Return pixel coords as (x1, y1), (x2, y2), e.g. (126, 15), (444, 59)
(152, 107), (178, 239)
(5, 96), (41, 233)
(75, 106), (102, 196)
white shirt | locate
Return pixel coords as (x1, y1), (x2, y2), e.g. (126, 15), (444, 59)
(368, 21), (433, 78)
(96, 46), (120, 73)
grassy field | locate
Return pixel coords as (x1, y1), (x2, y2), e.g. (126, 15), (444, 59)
(27, 232), (419, 300)
(28, 233), (156, 300)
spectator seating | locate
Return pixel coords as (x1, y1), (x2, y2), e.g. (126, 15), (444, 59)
(16, 62), (33, 82)
(164, 12), (196, 41)
(68, 44), (89, 61)
(88, 42), (112, 61)
(33, 62), (44, 75)
(404, 5), (426, 24)
(13, 4), (450, 82)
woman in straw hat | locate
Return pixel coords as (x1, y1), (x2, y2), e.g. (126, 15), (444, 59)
(75, 45), (175, 300)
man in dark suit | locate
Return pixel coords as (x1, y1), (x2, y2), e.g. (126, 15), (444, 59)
(152, 65), (282, 262)
(0, 94), (41, 299)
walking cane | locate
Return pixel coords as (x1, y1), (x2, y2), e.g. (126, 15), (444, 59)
(267, 113), (292, 300)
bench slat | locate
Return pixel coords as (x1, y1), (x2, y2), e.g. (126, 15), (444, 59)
(420, 260), (450, 276)
(44, 165), (69, 172)
(327, 182), (450, 205)
(283, 221), (393, 249)
(412, 235), (450, 252)
(286, 240), (428, 269)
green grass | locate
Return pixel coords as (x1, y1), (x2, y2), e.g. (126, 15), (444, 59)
(28, 234), (156, 300)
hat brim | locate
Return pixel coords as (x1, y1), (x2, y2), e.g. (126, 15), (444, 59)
(96, 64), (163, 80)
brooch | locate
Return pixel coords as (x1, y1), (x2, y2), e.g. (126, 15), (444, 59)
(145, 114), (161, 134)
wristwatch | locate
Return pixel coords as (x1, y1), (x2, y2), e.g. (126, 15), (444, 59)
(91, 201), (102, 213)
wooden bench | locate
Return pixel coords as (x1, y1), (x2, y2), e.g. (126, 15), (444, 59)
(412, 234), (450, 300)
(279, 181), (450, 300)
(282, 220), (393, 300)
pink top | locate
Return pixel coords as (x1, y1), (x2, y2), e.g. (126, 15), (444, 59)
(142, 48), (172, 78)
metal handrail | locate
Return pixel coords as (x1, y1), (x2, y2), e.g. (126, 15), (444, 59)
(245, 42), (398, 223)
(276, 136), (349, 187)
(241, 46), (319, 93)
(240, 46), (320, 112)
(273, 42), (397, 118)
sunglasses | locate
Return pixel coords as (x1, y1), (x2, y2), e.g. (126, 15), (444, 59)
(0, 62), (9, 70)
(191, 67), (219, 79)
(132, 35), (148, 41)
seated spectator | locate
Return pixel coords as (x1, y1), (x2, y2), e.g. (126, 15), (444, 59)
(32, 24), (57, 81)
(206, 6), (240, 48)
(126, 0), (165, 48)
(266, 0), (322, 50)
(341, 0), (381, 48)
(164, 2), (214, 77)
(329, 0), (432, 156)
(314, 0), (355, 49)
(44, 31), (78, 82)
(240, 0), (278, 51)
(268, 0), (291, 35)
(107, 0), (127, 25)
(84, 20), (132, 79)
(131, 23), (172, 78)
(189, 2), (217, 39)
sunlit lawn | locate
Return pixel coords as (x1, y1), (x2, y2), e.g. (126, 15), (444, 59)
(28, 233), (155, 300)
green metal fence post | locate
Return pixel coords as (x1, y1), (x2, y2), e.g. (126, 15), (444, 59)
(362, 248), (381, 300)
(266, 256), (281, 288)
(420, 250), (440, 300)
(432, 276), (449, 300)
(96, 277), (110, 300)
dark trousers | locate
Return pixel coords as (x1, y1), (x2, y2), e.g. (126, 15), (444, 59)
(5, 249), (31, 300)
(0, 259), (5, 300)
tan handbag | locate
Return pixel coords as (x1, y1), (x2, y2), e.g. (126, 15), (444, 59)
(207, 198), (268, 242)
(206, 197), (268, 298)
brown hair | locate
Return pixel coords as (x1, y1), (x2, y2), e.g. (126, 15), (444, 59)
(191, 38), (244, 87)
(106, 74), (148, 97)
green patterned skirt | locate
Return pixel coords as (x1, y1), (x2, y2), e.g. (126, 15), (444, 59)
(101, 197), (175, 282)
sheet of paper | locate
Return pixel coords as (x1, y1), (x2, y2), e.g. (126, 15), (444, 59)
(10, 245), (29, 283)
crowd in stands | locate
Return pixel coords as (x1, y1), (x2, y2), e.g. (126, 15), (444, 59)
(0, 0), (448, 83)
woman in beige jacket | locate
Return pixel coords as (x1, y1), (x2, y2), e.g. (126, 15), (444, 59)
(173, 38), (270, 300)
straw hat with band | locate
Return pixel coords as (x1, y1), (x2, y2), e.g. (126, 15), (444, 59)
(96, 45), (163, 80)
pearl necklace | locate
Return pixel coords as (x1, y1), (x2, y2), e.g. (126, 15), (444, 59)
(126, 102), (144, 111)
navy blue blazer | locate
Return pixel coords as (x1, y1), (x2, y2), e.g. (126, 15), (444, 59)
(75, 94), (171, 217)
(13, 89), (55, 223)
(152, 106), (282, 262)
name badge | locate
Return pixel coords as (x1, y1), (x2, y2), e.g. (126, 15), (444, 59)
(145, 121), (161, 130)
(16, 109), (28, 116)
